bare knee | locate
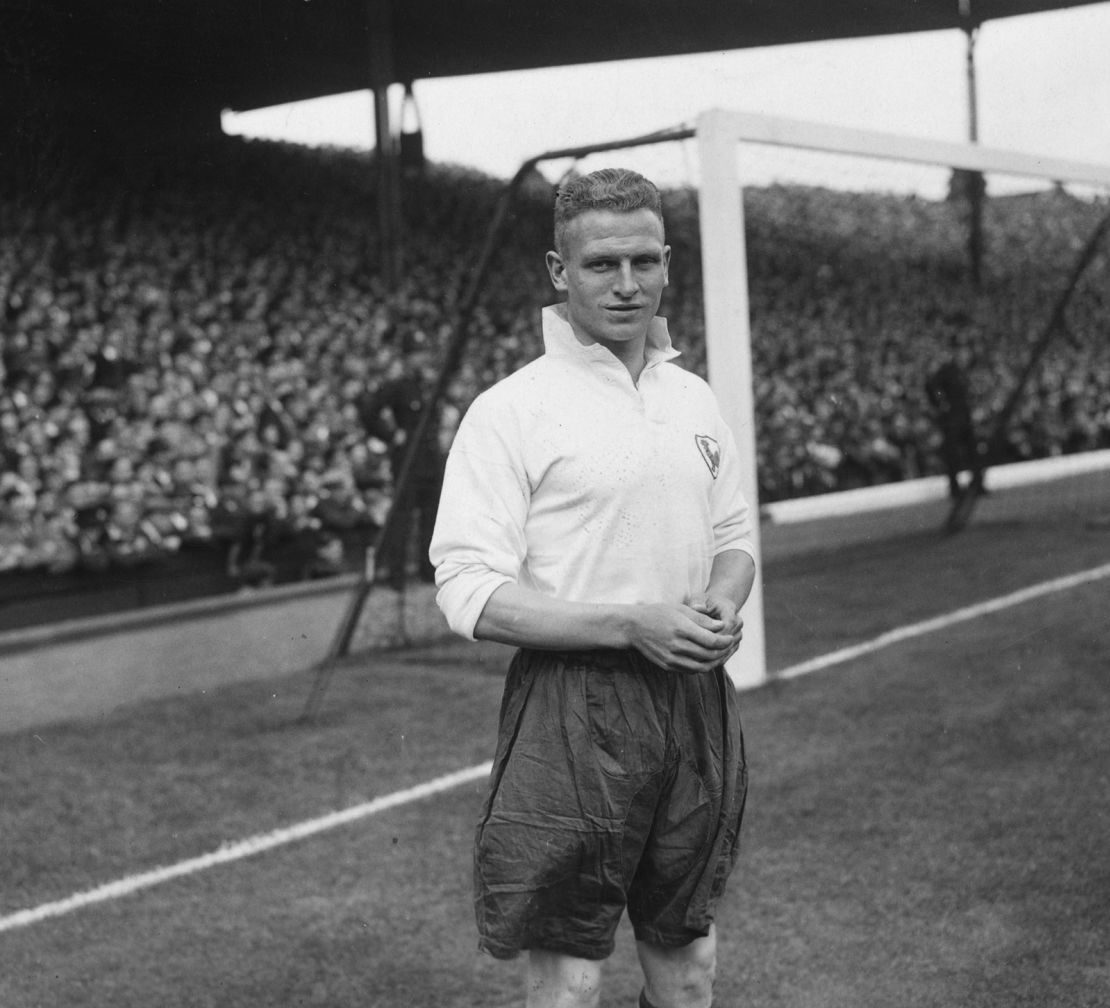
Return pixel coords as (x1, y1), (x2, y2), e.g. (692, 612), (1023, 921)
(638, 928), (717, 1008)
(526, 950), (603, 1008)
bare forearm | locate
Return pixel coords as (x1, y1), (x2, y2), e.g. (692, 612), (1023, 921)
(473, 582), (634, 650)
(473, 581), (740, 673)
(705, 549), (756, 609)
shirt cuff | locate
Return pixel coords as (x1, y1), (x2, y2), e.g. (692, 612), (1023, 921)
(435, 572), (515, 641)
(713, 539), (757, 562)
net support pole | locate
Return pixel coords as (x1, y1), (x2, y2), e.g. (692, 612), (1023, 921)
(696, 109), (767, 690)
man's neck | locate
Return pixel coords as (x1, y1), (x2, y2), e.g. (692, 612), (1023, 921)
(608, 339), (648, 383)
(574, 331), (648, 383)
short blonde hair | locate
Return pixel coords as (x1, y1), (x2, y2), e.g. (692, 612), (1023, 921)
(553, 168), (663, 254)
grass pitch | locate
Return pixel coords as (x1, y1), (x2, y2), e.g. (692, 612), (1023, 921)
(1, 477), (1108, 1007)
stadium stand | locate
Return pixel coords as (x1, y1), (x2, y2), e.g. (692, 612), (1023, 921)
(1, 136), (1108, 628)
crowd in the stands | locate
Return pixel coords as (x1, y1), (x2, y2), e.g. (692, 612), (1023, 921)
(667, 184), (1110, 500)
(1, 138), (1108, 580)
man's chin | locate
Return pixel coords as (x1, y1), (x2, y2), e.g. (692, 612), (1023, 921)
(601, 311), (649, 334)
(568, 307), (650, 346)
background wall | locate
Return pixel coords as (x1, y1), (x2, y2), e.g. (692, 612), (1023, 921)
(0, 577), (447, 734)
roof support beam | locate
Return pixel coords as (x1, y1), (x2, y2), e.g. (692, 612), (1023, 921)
(368, 1), (402, 286)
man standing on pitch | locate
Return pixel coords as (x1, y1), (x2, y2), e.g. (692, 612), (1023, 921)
(430, 168), (756, 1008)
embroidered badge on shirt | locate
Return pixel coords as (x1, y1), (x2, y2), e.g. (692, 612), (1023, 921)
(694, 434), (720, 479)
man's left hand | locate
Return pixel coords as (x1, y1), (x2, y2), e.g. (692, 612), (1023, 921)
(685, 593), (743, 664)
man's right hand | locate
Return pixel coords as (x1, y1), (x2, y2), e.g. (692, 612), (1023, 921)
(625, 603), (740, 673)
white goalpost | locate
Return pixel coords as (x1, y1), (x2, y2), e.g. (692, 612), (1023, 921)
(697, 108), (1110, 691)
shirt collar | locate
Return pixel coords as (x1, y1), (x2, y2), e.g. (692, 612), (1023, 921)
(541, 304), (681, 370)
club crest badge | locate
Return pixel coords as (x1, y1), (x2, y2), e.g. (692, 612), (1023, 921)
(694, 434), (720, 479)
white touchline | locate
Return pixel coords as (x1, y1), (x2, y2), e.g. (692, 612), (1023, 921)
(0, 761), (492, 934)
(774, 561), (1110, 681)
(3, 561), (1108, 935)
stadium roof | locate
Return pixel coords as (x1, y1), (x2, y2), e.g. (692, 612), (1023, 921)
(4, 0), (1106, 114)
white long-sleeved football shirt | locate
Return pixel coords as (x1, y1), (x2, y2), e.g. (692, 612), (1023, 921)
(429, 304), (755, 640)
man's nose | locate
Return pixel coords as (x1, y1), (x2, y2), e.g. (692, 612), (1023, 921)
(613, 261), (638, 296)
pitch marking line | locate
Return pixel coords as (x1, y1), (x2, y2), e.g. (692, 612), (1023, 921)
(3, 561), (1108, 935)
(0, 762), (492, 934)
(775, 561), (1110, 681)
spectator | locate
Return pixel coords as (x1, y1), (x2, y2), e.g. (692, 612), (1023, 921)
(925, 342), (985, 498)
(357, 350), (446, 587)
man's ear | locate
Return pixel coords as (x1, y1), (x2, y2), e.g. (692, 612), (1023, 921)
(546, 250), (568, 292)
(662, 244), (671, 288)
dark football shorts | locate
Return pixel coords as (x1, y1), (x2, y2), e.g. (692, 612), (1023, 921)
(473, 648), (747, 961)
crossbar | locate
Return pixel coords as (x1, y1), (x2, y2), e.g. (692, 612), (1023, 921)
(698, 108), (1110, 187)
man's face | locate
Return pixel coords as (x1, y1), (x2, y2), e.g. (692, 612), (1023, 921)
(546, 208), (670, 351)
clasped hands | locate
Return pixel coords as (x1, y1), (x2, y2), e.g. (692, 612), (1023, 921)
(628, 592), (744, 673)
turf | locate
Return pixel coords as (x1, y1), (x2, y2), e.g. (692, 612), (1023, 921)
(1, 489), (1108, 1007)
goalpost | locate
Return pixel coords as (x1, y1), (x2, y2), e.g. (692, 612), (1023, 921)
(697, 109), (1110, 690)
